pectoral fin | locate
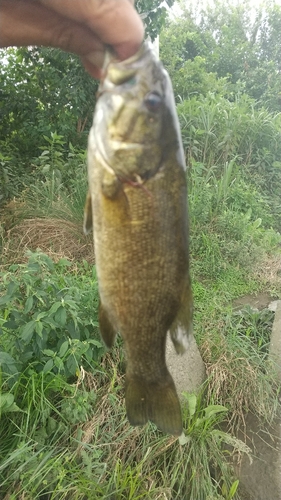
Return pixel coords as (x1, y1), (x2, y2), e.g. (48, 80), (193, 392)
(169, 277), (193, 354)
(101, 169), (120, 199)
(83, 191), (93, 235)
(99, 302), (117, 349)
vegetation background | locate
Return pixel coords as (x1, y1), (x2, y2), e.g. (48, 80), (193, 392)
(0, 0), (280, 498)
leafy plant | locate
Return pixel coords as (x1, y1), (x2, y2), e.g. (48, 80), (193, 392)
(0, 251), (103, 379)
(0, 392), (21, 416)
(21, 146), (88, 228)
(168, 391), (251, 500)
(0, 47), (98, 158)
(187, 157), (281, 279)
(229, 305), (274, 354)
(0, 367), (95, 498)
(136, 0), (175, 41)
(0, 2), (280, 497)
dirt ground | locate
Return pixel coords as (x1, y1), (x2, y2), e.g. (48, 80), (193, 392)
(232, 291), (276, 310)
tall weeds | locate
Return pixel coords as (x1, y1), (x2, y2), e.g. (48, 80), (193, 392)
(179, 93), (281, 228)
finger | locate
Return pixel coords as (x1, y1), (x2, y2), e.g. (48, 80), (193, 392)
(0, 0), (105, 70)
(39, 0), (144, 59)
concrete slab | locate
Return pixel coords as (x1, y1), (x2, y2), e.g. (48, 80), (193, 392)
(236, 412), (281, 500)
(166, 334), (206, 397)
(268, 300), (280, 312)
(236, 300), (281, 500)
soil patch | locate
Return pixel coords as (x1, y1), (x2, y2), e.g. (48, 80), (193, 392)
(233, 292), (276, 310)
(1, 217), (95, 264)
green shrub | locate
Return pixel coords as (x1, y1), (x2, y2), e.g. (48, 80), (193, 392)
(179, 94), (281, 229)
(0, 367), (100, 499)
(227, 306), (274, 355)
(0, 132), (87, 209)
(0, 251), (103, 380)
(188, 160), (281, 279)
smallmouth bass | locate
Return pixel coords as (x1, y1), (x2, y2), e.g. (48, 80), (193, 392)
(84, 42), (193, 436)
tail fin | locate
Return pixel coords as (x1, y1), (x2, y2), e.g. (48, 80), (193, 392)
(125, 373), (182, 436)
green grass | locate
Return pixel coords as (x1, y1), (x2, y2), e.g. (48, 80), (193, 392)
(0, 361), (250, 500)
(0, 131), (281, 498)
(191, 264), (280, 431)
(0, 251), (279, 498)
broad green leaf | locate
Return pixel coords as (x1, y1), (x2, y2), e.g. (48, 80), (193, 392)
(35, 311), (48, 321)
(67, 321), (79, 339)
(0, 393), (14, 409)
(84, 348), (94, 363)
(87, 339), (103, 348)
(0, 294), (12, 306)
(59, 340), (69, 358)
(43, 359), (54, 372)
(24, 296), (34, 314)
(27, 262), (40, 273)
(66, 354), (78, 376)
(204, 405), (228, 419)
(221, 482), (228, 498)
(3, 320), (18, 330)
(35, 335), (43, 351)
(195, 417), (204, 428)
(47, 416), (58, 433)
(54, 356), (64, 371)
(252, 218), (262, 229)
(58, 258), (71, 267)
(48, 302), (62, 315)
(42, 349), (55, 357)
(0, 351), (18, 370)
(183, 393), (197, 417)
(35, 321), (43, 337)
(6, 281), (18, 297)
(0, 393), (21, 413)
(20, 321), (36, 343)
(55, 306), (67, 327)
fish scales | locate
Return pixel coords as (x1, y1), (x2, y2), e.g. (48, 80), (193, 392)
(84, 41), (193, 436)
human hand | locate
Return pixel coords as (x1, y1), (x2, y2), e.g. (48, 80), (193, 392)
(0, 0), (144, 78)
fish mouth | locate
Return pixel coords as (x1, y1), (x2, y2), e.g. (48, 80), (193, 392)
(96, 134), (156, 154)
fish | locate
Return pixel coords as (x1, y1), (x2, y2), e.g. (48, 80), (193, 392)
(84, 41), (193, 436)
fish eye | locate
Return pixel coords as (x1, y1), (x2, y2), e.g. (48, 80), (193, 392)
(144, 91), (162, 112)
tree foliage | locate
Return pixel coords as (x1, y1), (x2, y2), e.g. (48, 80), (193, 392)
(160, 0), (281, 111)
(0, 48), (98, 158)
(136, 0), (175, 40)
(0, 0), (281, 213)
